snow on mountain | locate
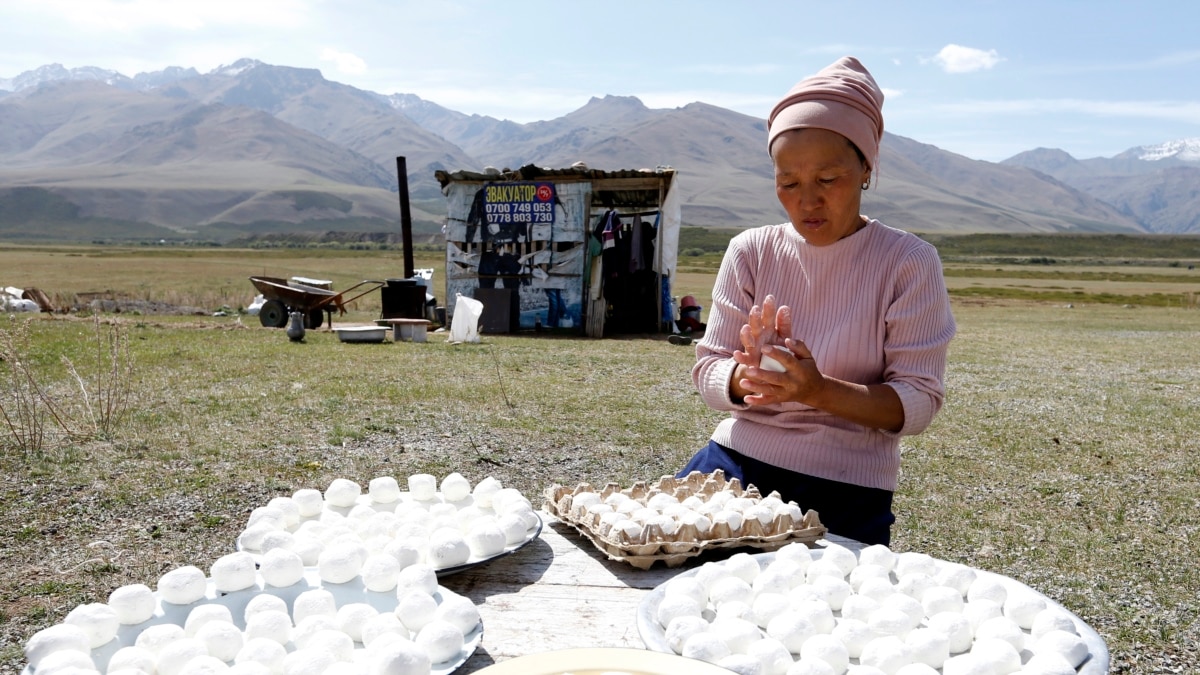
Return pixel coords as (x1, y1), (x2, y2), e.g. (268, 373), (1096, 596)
(1133, 138), (1200, 162)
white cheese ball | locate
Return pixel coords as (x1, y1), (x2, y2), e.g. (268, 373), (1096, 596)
(369, 640), (431, 675)
(361, 612), (409, 646)
(921, 585), (965, 617)
(724, 552), (763, 584)
(466, 521), (507, 558)
(471, 476), (503, 508)
(709, 576), (754, 609)
(1030, 608), (1079, 639)
(964, 637), (1021, 674)
(210, 551), (258, 593)
(292, 589), (337, 625)
(267, 497), (301, 528)
(974, 615), (1025, 653)
(746, 637), (794, 675)
(867, 607), (915, 639)
(177, 654), (228, 674)
(714, 616), (765, 654)
(966, 577), (1007, 606)
(260, 547), (305, 588)
(292, 535), (323, 566)
(858, 577), (897, 603)
(407, 474), (438, 501)
(236, 637), (288, 672)
(657, 593), (704, 628)
(318, 542), (366, 584)
(158, 565), (208, 605)
(303, 628), (355, 661)
(962, 599), (1003, 633)
(775, 542), (814, 570)
(368, 476), (401, 503)
(157, 637), (209, 675)
(416, 619), (464, 663)
(497, 512), (530, 545)
(819, 544), (858, 577)
(435, 592), (481, 635)
(108, 645), (157, 673)
(324, 478), (362, 508)
(926, 611), (974, 654)
(752, 592), (792, 629)
(396, 589), (439, 632)
(134, 623), (186, 653)
(858, 544), (898, 571)
(766, 611), (816, 654)
(360, 553), (402, 593)
(292, 615), (337, 647)
(107, 584), (157, 625)
(805, 559), (846, 583)
(848, 563), (891, 592)
(896, 572), (937, 602)
(1032, 629), (1090, 668)
(244, 609), (292, 645)
(935, 563), (976, 596)
(397, 563), (439, 596)
(860, 635), (916, 674)
(1003, 589), (1047, 629)
(427, 528), (471, 569)
(905, 627), (950, 669)
(792, 598), (835, 634)
(756, 559), (804, 595)
(811, 575), (853, 611)
(882, 593), (925, 631)
(335, 602), (379, 643)
(292, 488), (325, 517)
(63, 602), (119, 648)
(184, 604), (234, 637)
(831, 617), (874, 659)
(665, 575), (709, 607)
(440, 472), (472, 503)
(196, 619), (244, 662)
(23, 624), (91, 669)
(840, 594), (881, 624)
(895, 665), (940, 675)
(682, 631), (731, 664)
(894, 551), (937, 579)
(666, 614), (712, 653)
(799, 633), (849, 674)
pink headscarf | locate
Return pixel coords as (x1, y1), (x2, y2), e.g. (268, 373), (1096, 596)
(767, 56), (884, 170)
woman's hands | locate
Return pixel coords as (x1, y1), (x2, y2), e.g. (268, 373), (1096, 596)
(730, 294), (823, 405)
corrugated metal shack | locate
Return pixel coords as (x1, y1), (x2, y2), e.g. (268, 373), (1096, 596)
(435, 164), (681, 338)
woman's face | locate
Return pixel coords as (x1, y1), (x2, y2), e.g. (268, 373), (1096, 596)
(772, 128), (870, 247)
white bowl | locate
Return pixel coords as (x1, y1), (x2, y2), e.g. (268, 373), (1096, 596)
(335, 326), (388, 343)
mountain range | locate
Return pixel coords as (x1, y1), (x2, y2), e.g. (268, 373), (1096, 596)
(2, 60), (1198, 243)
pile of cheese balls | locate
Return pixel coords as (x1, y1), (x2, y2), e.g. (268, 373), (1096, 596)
(236, 473), (540, 576)
(654, 542), (1091, 675)
(23, 472), (535, 675)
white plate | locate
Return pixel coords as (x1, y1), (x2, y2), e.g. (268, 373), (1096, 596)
(238, 494), (544, 577)
(25, 569), (481, 674)
(637, 547), (1109, 674)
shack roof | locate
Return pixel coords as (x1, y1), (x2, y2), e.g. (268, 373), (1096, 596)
(435, 164), (676, 209)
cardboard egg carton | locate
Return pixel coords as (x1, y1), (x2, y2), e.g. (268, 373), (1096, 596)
(544, 470), (826, 570)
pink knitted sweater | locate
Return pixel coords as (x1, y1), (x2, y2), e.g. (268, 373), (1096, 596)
(693, 219), (956, 491)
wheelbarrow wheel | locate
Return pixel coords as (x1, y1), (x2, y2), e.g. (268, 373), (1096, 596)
(305, 308), (324, 330)
(259, 300), (288, 328)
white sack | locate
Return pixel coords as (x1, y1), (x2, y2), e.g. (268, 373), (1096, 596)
(448, 293), (483, 344)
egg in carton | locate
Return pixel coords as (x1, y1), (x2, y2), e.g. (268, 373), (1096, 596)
(546, 471), (818, 551)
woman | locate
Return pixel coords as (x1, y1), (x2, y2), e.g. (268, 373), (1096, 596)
(678, 56), (956, 546)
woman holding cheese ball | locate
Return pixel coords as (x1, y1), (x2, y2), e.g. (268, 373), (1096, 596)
(679, 56), (956, 546)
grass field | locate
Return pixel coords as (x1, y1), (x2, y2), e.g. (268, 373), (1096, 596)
(1, 244), (1198, 673)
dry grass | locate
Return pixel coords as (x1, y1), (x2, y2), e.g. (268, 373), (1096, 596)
(1, 247), (1199, 673)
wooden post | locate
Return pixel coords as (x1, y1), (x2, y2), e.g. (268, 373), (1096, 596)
(396, 156), (415, 279)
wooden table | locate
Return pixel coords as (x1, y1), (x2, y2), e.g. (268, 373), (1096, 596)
(439, 511), (860, 673)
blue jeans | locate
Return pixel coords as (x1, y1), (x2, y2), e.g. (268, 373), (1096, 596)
(678, 440), (896, 546)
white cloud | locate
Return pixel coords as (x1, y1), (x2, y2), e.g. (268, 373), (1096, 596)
(320, 48), (366, 76)
(932, 44), (1002, 74)
(920, 98), (1200, 125)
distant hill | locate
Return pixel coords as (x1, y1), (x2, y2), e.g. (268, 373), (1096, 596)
(1, 58), (1194, 243)
(1003, 139), (1200, 234)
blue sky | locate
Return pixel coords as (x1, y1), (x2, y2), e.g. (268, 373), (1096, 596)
(1, 0), (1197, 162)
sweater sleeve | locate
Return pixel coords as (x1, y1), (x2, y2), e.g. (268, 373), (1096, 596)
(881, 241), (957, 436)
(692, 232), (757, 411)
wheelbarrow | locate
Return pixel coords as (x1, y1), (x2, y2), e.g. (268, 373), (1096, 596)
(249, 276), (385, 329)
